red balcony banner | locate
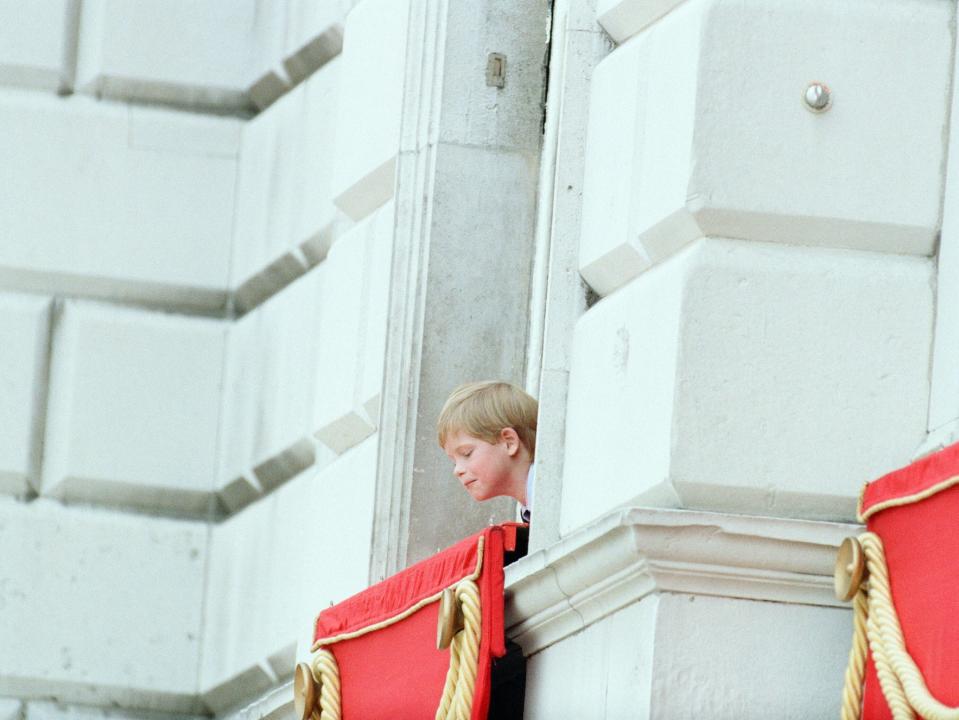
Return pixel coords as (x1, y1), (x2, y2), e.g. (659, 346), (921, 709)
(855, 441), (959, 719)
(306, 523), (522, 720)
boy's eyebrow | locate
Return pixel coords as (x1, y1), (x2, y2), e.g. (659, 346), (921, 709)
(442, 443), (464, 457)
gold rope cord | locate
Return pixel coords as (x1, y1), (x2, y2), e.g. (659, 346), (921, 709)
(840, 532), (959, 720)
(840, 590), (868, 720)
(435, 579), (482, 720)
(310, 649), (342, 720)
(306, 536), (488, 720)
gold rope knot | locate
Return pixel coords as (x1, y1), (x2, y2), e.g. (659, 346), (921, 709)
(308, 648), (341, 720)
(435, 579), (482, 720)
(838, 532), (959, 720)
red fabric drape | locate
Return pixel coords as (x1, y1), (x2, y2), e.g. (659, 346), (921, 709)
(312, 524), (520, 720)
(858, 442), (959, 719)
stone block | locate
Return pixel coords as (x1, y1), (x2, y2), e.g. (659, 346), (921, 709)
(0, 93), (237, 311)
(0, 499), (206, 711)
(439, 0), (549, 151)
(245, 2), (291, 110)
(42, 302), (226, 515)
(525, 593), (848, 718)
(0, 294), (51, 498)
(0, 0), (77, 91)
(231, 88), (307, 312)
(649, 594), (848, 717)
(232, 60), (339, 312)
(201, 437), (377, 711)
(579, 0), (952, 297)
(562, 239), (933, 533)
(596, 0), (686, 44)
(524, 596), (658, 717)
(293, 61), (341, 267)
(220, 268), (325, 499)
(282, 0), (348, 84)
(312, 209), (390, 454)
(0, 699), (20, 720)
(356, 201), (395, 425)
(266, 437), (378, 653)
(24, 703), (199, 720)
(248, 71), (289, 112)
(216, 308), (264, 512)
(199, 495), (277, 712)
(129, 106), (241, 157)
(244, 0), (346, 105)
(331, 0), (409, 221)
(75, 0), (259, 111)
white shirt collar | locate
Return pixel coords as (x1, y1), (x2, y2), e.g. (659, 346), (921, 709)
(520, 463), (535, 521)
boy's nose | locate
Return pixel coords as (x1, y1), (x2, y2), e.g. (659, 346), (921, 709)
(454, 463), (465, 478)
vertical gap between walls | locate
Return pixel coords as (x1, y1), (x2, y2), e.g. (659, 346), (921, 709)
(925, 2), (959, 441)
(524, 0), (560, 398)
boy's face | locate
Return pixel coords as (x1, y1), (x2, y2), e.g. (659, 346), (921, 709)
(443, 430), (515, 502)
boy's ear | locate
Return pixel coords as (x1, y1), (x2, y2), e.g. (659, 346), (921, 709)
(499, 427), (520, 456)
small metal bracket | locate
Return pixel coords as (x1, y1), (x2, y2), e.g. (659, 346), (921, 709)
(293, 662), (318, 720)
(436, 587), (465, 649)
(834, 536), (866, 602)
(486, 52), (506, 88)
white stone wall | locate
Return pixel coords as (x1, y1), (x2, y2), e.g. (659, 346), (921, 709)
(0, 0), (399, 714)
(0, 498), (208, 711)
(561, 0), (952, 533)
(517, 0), (955, 716)
(0, 92), (239, 309)
(563, 239), (933, 531)
(579, 0), (950, 298)
(524, 594), (850, 719)
(201, 437), (378, 712)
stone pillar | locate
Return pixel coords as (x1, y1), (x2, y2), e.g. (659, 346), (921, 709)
(371, 0), (549, 576)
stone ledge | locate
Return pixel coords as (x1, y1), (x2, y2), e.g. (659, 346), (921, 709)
(204, 506), (859, 718)
(504, 507), (858, 655)
(217, 681), (294, 720)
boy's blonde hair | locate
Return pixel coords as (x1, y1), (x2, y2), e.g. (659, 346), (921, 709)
(437, 381), (538, 459)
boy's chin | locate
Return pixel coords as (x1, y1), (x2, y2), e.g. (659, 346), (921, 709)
(466, 484), (492, 501)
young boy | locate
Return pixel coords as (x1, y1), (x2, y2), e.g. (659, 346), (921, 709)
(437, 381), (538, 522)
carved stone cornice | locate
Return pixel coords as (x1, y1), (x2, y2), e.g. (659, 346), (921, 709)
(504, 507), (859, 655)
